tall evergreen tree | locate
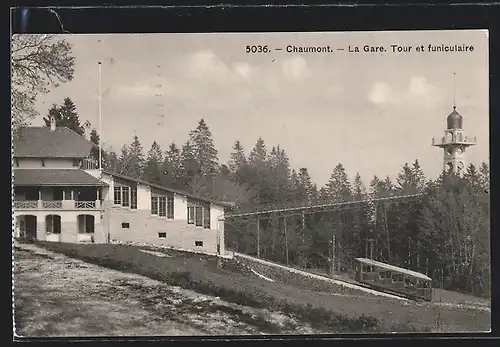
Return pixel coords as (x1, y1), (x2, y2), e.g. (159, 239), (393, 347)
(297, 168), (315, 204)
(189, 118), (219, 176)
(352, 172), (373, 258)
(249, 137), (267, 166)
(325, 163), (352, 200)
(118, 145), (130, 175)
(246, 137), (272, 205)
(160, 142), (182, 187)
(267, 145), (292, 204)
(43, 97), (88, 136)
(228, 140), (247, 176)
(179, 141), (200, 188)
(103, 150), (120, 173)
(479, 161), (490, 192)
(118, 136), (145, 178)
(142, 141), (163, 184)
(88, 128), (104, 166)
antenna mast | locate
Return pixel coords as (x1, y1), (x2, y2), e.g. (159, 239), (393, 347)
(453, 72), (456, 109)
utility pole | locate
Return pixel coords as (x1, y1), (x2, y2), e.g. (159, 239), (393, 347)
(301, 211), (305, 268)
(256, 216), (260, 258)
(417, 240), (421, 270)
(331, 233), (336, 277)
(284, 216), (289, 266)
(408, 237), (411, 268)
(384, 203), (391, 263)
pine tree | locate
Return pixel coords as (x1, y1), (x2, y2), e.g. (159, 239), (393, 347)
(249, 137), (267, 166)
(118, 136), (145, 178)
(479, 161), (490, 192)
(142, 141), (163, 184)
(118, 145), (130, 175)
(267, 145), (292, 204)
(325, 163), (352, 200)
(189, 118), (219, 176)
(103, 150), (120, 173)
(297, 168), (315, 204)
(179, 141), (200, 188)
(43, 97), (88, 136)
(89, 129), (103, 165)
(160, 142), (182, 187)
(246, 137), (272, 205)
(396, 163), (415, 193)
(396, 160), (426, 194)
(352, 172), (372, 258)
(228, 140), (247, 176)
(412, 159), (427, 191)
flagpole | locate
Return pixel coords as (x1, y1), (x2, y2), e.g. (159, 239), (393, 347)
(98, 61), (102, 171)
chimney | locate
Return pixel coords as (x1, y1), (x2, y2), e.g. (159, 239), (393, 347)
(50, 115), (56, 131)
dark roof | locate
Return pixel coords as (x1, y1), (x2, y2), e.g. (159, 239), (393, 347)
(14, 127), (95, 158)
(14, 169), (108, 187)
(446, 107), (463, 130)
(102, 170), (233, 207)
(355, 258), (431, 281)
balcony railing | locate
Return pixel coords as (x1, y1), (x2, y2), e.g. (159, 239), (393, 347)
(75, 201), (96, 209)
(432, 136), (477, 146)
(14, 200), (101, 210)
(13, 200), (38, 209)
(42, 200), (62, 208)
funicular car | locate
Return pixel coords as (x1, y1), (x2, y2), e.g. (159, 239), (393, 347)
(354, 257), (433, 301)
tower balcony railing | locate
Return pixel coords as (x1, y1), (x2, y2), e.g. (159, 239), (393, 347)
(432, 136), (477, 146)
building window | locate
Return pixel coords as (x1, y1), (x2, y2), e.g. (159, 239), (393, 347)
(113, 187), (122, 205)
(151, 196), (159, 215)
(195, 206), (203, 227)
(195, 241), (203, 247)
(158, 232), (166, 239)
(130, 187), (137, 209)
(188, 206), (195, 224)
(167, 196), (174, 219)
(121, 222), (130, 229)
(122, 187), (130, 207)
(203, 206), (210, 229)
(159, 197), (167, 217)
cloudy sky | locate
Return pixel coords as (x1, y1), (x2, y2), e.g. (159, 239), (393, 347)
(32, 30), (489, 187)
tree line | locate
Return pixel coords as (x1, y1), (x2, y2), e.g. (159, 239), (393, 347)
(40, 99), (491, 298)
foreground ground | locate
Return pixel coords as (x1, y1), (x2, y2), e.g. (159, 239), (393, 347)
(13, 243), (318, 336)
(13, 242), (491, 336)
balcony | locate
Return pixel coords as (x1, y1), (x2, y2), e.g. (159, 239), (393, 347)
(432, 136), (477, 146)
(13, 200), (101, 210)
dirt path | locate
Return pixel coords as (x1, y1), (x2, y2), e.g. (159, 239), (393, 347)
(13, 243), (315, 337)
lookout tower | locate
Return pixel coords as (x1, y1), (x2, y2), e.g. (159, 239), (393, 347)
(432, 76), (476, 174)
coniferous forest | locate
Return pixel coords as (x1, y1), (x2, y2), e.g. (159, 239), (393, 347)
(48, 104), (491, 299)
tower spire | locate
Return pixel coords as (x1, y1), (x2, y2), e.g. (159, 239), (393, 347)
(453, 72), (456, 110)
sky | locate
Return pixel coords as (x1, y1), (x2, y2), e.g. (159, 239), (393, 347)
(32, 30), (489, 187)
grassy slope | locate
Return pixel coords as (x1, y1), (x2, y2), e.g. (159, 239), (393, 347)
(14, 244), (320, 336)
(33, 242), (490, 333)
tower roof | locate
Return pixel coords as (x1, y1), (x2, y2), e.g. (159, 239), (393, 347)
(447, 106), (463, 130)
